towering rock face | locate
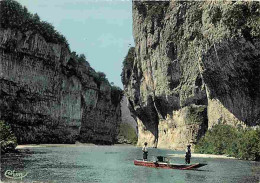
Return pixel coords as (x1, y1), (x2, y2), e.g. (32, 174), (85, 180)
(122, 1), (260, 149)
(0, 28), (122, 144)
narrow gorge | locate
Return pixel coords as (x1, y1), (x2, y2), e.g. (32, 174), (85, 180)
(122, 1), (260, 150)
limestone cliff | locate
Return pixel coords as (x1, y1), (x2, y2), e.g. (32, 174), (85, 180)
(0, 1), (122, 145)
(122, 1), (260, 149)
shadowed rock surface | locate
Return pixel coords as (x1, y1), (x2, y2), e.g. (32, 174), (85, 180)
(122, 1), (260, 149)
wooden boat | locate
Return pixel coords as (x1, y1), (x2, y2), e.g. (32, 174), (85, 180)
(134, 159), (207, 170)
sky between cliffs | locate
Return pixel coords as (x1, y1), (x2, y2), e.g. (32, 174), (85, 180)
(18, 0), (134, 88)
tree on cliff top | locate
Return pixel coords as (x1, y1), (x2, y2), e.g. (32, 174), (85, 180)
(0, 0), (68, 46)
(71, 52), (90, 67)
(121, 47), (135, 86)
(111, 85), (123, 106)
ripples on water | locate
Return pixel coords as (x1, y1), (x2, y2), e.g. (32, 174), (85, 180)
(1, 145), (260, 183)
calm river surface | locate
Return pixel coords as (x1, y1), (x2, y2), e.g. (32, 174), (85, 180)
(1, 145), (260, 183)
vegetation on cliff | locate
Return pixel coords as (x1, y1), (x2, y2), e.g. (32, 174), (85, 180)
(195, 124), (260, 161)
(144, 2), (169, 24)
(0, 0), (68, 46)
(111, 85), (123, 106)
(117, 123), (137, 145)
(222, 2), (260, 38)
(185, 105), (207, 125)
(91, 71), (109, 85)
(71, 52), (90, 66)
(0, 120), (17, 154)
(121, 47), (135, 86)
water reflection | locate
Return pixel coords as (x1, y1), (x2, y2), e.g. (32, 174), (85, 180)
(185, 172), (207, 182)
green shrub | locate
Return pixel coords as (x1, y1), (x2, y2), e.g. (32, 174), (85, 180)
(237, 128), (260, 161)
(88, 70), (107, 85)
(185, 105), (206, 125)
(195, 124), (260, 161)
(209, 6), (222, 25)
(190, 8), (203, 23)
(0, 120), (17, 154)
(0, 0), (68, 46)
(70, 52), (90, 66)
(222, 2), (249, 29)
(222, 2), (260, 38)
(118, 123), (137, 145)
(78, 54), (87, 63)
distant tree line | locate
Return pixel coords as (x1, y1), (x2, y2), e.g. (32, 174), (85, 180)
(0, 0), (69, 46)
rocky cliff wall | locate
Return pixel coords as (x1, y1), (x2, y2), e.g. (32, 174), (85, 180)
(122, 1), (260, 149)
(0, 28), (122, 144)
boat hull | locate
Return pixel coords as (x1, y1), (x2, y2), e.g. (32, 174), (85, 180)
(134, 160), (207, 170)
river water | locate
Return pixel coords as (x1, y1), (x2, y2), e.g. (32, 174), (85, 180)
(1, 145), (260, 183)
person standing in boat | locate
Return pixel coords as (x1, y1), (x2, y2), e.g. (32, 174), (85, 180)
(185, 144), (191, 164)
(142, 142), (148, 161)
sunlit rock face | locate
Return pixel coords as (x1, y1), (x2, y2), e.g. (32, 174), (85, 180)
(0, 28), (121, 144)
(122, 1), (260, 149)
(121, 96), (137, 132)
